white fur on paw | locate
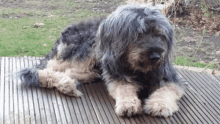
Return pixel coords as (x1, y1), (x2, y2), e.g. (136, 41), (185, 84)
(144, 98), (179, 117)
(57, 77), (83, 97)
(115, 97), (142, 117)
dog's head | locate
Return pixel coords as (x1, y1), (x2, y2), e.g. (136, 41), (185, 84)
(96, 4), (174, 78)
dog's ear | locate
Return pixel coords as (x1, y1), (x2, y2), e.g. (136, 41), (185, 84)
(161, 26), (180, 83)
(95, 20), (130, 79)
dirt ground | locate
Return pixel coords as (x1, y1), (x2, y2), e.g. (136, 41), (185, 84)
(1, 0), (220, 69)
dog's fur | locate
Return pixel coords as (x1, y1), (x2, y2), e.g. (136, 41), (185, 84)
(18, 4), (185, 117)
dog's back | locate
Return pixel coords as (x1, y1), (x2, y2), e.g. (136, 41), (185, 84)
(37, 17), (105, 70)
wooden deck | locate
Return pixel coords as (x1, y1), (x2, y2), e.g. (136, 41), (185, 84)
(0, 56), (220, 124)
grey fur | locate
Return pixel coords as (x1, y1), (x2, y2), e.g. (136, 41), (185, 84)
(18, 68), (39, 87)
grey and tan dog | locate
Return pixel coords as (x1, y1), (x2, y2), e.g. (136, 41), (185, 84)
(19, 4), (185, 117)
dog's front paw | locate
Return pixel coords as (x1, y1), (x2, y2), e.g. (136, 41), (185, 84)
(144, 97), (179, 117)
(115, 97), (142, 117)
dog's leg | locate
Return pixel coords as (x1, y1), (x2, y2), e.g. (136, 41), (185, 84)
(46, 59), (72, 72)
(144, 83), (184, 117)
(38, 68), (82, 97)
(65, 68), (100, 83)
(107, 81), (142, 117)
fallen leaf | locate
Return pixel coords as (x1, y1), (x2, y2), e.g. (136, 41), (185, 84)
(43, 44), (47, 47)
(200, 61), (206, 64)
(209, 22), (217, 30)
(216, 51), (220, 54)
(215, 31), (220, 36)
(34, 23), (45, 28)
(212, 70), (215, 75)
(47, 15), (55, 17)
(22, 26), (29, 29)
(184, 36), (196, 42)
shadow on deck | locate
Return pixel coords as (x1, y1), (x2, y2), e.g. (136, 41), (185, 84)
(0, 57), (220, 124)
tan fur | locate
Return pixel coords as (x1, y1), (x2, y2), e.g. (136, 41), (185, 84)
(47, 59), (72, 72)
(127, 45), (162, 72)
(66, 68), (100, 82)
(144, 83), (184, 117)
(38, 68), (82, 97)
(107, 81), (142, 117)
(37, 53), (99, 96)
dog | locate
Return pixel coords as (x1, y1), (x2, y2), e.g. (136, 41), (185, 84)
(19, 4), (185, 117)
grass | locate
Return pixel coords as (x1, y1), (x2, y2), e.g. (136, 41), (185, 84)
(173, 56), (218, 70)
(0, 7), (100, 57)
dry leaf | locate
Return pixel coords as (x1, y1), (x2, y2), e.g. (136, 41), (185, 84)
(200, 61), (205, 64)
(209, 22), (217, 30)
(22, 26), (29, 29)
(215, 31), (220, 36)
(184, 36), (196, 42)
(34, 23), (45, 28)
(212, 70), (215, 75)
(43, 44), (47, 47)
(47, 15), (55, 17)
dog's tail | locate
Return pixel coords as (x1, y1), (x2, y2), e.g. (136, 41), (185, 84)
(18, 68), (40, 87)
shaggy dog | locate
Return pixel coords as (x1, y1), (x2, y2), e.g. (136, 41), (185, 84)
(19, 4), (185, 117)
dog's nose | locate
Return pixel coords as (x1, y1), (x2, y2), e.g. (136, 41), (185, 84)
(149, 53), (160, 64)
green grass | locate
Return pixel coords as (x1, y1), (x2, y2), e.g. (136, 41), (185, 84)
(0, 8), (100, 57)
(0, 16), (70, 56)
(173, 56), (218, 70)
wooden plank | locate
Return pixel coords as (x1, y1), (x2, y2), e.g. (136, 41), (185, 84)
(5, 57), (10, 123)
(16, 57), (25, 124)
(200, 74), (220, 96)
(184, 71), (220, 121)
(191, 72), (220, 103)
(177, 69), (218, 123)
(81, 85), (100, 124)
(76, 86), (92, 124)
(13, 57), (19, 123)
(84, 83), (105, 124)
(44, 88), (59, 124)
(58, 91), (73, 124)
(214, 75), (220, 86)
(35, 57), (54, 124)
(64, 95), (79, 124)
(179, 94), (200, 123)
(139, 115), (152, 124)
(34, 57), (47, 123)
(182, 70), (220, 118)
(54, 90), (68, 124)
(91, 83), (115, 124)
(28, 57), (42, 124)
(24, 56), (36, 124)
(175, 100), (194, 124)
(70, 92), (84, 124)
(9, 58), (14, 123)
(20, 57), (31, 124)
(0, 57), (5, 123)
(50, 89), (63, 124)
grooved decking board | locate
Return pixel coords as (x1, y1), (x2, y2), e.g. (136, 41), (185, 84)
(0, 57), (220, 124)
